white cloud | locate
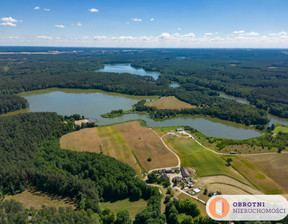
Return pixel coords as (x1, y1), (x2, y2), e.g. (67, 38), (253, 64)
(269, 31), (287, 36)
(34, 6), (40, 10)
(243, 32), (259, 36)
(132, 18), (142, 22)
(159, 32), (171, 39)
(2, 30), (288, 48)
(184, 33), (195, 38)
(89, 8), (99, 13)
(8, 36), (19, 39)
(177, 28), (182, 31)
(204, 32), (213, 36)
(0, 17), (21, 27)
(1, 17), (18, 23)
(77, 22), (82, 27)
(233, 30), (245, 34)
(0, 22), (16, 27)
(150, 18), (154, 22)
(44, 8), (50, 12)
(36, 36), (53, 40)
(55, 25), (65, 28)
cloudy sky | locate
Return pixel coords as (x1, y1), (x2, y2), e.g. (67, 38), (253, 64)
(1, 0), (288, 48)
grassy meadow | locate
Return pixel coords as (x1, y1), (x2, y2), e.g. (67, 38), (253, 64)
(100, 198), (147, 219)
(162, 135), (247, 182)
(5, 190), (76, 209)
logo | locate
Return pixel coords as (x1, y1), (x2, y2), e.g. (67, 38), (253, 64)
(206, 195), (288, 221)
(208, 197), (230, 219)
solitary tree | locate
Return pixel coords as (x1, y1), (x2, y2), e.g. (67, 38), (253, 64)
(226, 158), (232, 166)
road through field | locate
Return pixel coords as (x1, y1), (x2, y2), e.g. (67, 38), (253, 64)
(171, 131), (288, 157)
(148, 129), (181, 172)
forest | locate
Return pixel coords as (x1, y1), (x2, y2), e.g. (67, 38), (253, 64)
(2, 48), (286, 126)
(0, 112), (168, 223)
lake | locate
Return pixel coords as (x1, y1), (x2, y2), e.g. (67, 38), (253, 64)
(170, 83), (180, 88)
(19, 88), (262, 140)
(97, 64), (160, 80)
(218, 92), (288, 126)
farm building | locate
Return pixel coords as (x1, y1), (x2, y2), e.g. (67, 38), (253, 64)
(193, 188), (201, 193)
(172, 168), (180, 173)
(172, 176), (182, 183)
(176, 128), (184, 132)
(181, 167), (189, 177)
(164, 168), (173, 173)
(161, 173), (169, 180)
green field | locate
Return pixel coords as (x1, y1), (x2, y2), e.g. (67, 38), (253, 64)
(100, 198), (147, 219)
(273, 123), (288, 134)
(162, 135), (248, 183)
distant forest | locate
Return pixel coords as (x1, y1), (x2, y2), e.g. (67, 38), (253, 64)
(1, 48), (288, 125)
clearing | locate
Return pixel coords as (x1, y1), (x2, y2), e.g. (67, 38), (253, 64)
(243, 153), (288, 193)
(60, 121), (178, 174)
(4, 190), (76, 209)
(273, 123), (288, 134)
(100, 198), (147, 219)
(145, 96), (195, 110)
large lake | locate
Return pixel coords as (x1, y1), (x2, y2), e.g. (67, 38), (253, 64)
(97, 64), (160, 80)
(19, 88), (263, 140)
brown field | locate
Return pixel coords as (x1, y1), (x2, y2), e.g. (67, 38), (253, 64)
(198, 176), (262, 195)
(243, 153), (288, 193)
(5, 190), (76, 209)
(145, 96), (195, 110)
(229, 156), (285, 194)
(60, 121), (178, 174)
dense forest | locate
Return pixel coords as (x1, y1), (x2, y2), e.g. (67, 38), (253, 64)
(0, 112), (168, 223)
(2, 48), (286, 126)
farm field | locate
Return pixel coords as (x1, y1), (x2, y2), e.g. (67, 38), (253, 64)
(198, 176), (262, 196)
(227, 156), (285, 194)
(5, 190), (76, 209)
(145, 96), (195, 110)
(60, 121), (178, 174)
(162, 135), (248, 184)
(243, 153), (288, 193)
(100, 198), (147, 219)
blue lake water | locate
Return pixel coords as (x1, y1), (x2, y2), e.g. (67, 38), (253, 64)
(170, 83), (180, 88)
(20, 89), (263, 140)
(97, 64), (160, 80)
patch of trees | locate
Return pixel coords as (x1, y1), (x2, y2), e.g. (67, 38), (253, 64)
(0, 200), (102, 224)
(0, 93), (28, 115)
(0, 112), (161, 220)
(133, 98), (269, 126)
(164, 198), (217, 224)
(134, 195), (166, 224)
